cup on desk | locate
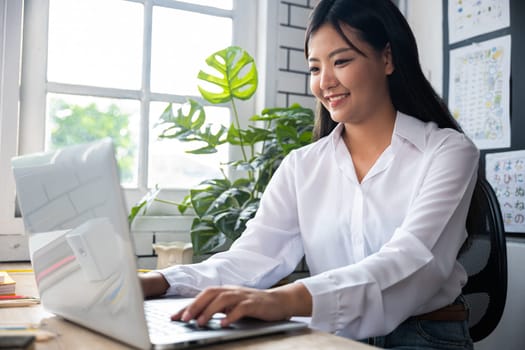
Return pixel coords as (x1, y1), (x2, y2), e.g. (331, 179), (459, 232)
(152, 242), (193, 269)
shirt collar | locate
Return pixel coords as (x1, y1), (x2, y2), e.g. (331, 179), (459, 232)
(328, 111), (428, 152)
(392, 111), (427, 152)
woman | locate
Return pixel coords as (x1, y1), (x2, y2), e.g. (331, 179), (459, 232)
(140, 0), (478, 348)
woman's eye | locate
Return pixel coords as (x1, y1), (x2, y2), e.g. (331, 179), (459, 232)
(309, 66), (319, 74)
(335, 58), (352, 66)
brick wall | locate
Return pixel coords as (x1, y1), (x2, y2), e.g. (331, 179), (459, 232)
(276, 0), (317, 111)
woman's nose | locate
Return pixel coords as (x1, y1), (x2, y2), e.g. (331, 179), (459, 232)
(319, 68), (338, 90)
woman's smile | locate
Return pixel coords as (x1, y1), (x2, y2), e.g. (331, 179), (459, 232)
(324, 92), (350, 109)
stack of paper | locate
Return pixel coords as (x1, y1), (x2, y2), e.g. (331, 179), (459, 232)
(0, 271), (16, 295)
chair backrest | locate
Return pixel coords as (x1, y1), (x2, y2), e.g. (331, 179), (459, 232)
(460, 176), (507, 342)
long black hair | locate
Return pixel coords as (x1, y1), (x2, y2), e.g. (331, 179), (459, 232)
(305, 0), (462, 141)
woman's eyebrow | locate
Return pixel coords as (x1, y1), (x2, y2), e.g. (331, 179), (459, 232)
(308, 47), (354, 62)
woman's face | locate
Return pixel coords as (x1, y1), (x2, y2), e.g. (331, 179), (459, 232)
(307, 24), (394, 125)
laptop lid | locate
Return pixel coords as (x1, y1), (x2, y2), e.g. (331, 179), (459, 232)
(12, 139), (307, 349)
(12, 138), (151, 349)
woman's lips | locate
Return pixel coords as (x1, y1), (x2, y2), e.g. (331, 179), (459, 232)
(325, 93), (349, 108)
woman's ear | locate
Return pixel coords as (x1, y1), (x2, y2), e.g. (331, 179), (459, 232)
(383, 43), (394, 75)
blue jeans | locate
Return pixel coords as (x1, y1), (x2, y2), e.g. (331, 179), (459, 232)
(361, 297), (473, 349)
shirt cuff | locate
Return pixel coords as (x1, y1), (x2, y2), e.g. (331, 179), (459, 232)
(157, 266), (202, 296)
(295, 274), (341, 332)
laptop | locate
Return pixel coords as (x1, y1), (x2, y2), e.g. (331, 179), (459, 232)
(11, 138), (307, 349)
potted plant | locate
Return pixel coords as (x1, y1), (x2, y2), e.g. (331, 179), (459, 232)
(131, 46), (314, 259)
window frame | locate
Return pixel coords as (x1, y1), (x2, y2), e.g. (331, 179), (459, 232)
(0, 0), (24, 235)
(0, 0), (260, 251)
(0, 0), (27, 259)
(19, 0), (258, 208)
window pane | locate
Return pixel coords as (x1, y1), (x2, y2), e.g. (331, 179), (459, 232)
(46, 94), (140, 186)
(176, 0), (232, 10)
(148, 101), (229, 189)
(47, 0), (143, 89)
(151, 8), (232, 95)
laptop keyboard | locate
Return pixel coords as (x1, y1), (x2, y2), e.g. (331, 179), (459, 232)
(145, 302), (193, 338)
(144, 302), (230, 338)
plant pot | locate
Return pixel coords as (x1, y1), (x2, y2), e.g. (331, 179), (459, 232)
(153, 241), (193, 269)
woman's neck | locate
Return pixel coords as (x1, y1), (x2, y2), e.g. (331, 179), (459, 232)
(342, 108), (397, 155)
(341, 107), (397, 183)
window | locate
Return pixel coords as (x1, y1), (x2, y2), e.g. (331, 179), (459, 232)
(0, 0), (258, 244)
(19, 0), (256, 205)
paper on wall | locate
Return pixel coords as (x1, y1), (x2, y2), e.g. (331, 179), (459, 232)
(486, 150), (525, 233)
(448, 35), (511, 150)
(448, 0), (510, 44)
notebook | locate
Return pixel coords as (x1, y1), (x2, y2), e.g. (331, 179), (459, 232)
(11, 138), (307, 349)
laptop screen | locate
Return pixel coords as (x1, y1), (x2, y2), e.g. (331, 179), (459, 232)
(12, 139), (151, 349)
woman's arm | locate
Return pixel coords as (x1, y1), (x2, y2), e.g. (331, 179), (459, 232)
(139, 271), (170, 298)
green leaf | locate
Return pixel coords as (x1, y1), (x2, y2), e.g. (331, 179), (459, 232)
(128, 199), (147, 224)
(157, 99), (206, 140)
(189, 178), (232, 217)
(190, 218), (228, 255)
(129, 186), (162, 222)
(157, 99), (230, 153)
(213, 209), (241, 239)
(177, 194), (193, 214)
(128, 186), (189, 223)
(197, 46), (258, 104)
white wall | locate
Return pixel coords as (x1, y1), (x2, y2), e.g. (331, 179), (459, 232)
(405, 0), (444, 96)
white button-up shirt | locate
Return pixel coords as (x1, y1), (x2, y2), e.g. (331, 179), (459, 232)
(160, 112), (480, 339)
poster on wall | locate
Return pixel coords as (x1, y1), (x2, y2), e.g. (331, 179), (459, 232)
(448, 0), (510, 44)
(448, 35), (511, 150)
(486, 150), (525, 233)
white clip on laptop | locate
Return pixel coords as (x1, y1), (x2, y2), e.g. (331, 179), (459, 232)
(11, 138), (307, 349)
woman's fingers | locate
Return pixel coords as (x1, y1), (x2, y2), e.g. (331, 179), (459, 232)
(192, 287), (247, 325)
(171, 286), (272, 326)
(171, 286), (233, 323)
(200, 289), (257, 326)
(171, 307), (185, 321)
(220, 298), (260, 326)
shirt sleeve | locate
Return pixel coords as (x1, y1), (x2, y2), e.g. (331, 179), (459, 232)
(158, 153), (305, 296)
(297, 132), (480, 338)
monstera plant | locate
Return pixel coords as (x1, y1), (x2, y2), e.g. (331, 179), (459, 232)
(131, 46), (314, 256)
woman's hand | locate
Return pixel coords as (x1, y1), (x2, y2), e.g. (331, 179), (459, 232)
(138, 271), (170, 298)
(171, 283), (312, 327)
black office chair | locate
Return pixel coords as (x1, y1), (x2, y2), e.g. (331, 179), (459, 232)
(459, 176), (507, 342)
